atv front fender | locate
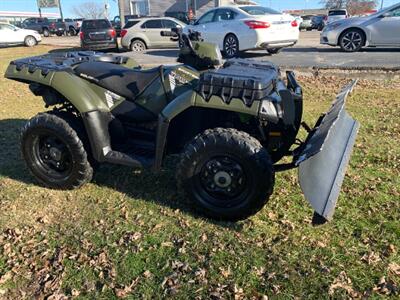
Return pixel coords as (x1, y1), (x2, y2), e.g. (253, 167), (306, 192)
(296, 80), (359, 222)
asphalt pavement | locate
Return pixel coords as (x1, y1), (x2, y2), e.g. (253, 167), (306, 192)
(41, 31), (400, 70)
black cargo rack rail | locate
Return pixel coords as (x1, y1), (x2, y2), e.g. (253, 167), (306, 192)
(10, 51), (129, 76)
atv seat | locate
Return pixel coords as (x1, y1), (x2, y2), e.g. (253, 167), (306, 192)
(74, 62), (161, 101)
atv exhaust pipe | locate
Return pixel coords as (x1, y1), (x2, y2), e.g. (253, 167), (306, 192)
(295, 80), (360, 223)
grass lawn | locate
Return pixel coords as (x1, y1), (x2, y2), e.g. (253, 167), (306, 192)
(0, 45), (399, 299)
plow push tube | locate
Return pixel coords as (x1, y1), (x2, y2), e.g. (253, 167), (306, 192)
(295, 80), (360, 222)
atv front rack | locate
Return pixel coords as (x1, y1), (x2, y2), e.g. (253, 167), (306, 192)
(295, 80), (359, 222)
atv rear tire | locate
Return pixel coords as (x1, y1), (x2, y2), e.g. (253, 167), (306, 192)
(21, 112), (93, 190)
(177, 128), (275, 221)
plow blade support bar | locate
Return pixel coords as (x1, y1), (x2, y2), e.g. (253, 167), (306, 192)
(296, 80), (360, 221)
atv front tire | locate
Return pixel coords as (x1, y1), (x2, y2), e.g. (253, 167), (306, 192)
(21, 113), (93, 190)
(177, 128), (275, 221)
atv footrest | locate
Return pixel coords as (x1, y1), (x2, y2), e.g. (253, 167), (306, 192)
(104, 150), (153, 168)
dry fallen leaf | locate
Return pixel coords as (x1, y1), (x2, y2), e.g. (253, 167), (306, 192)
(388, 262), (400, 276)
(115, 278), (139, 298)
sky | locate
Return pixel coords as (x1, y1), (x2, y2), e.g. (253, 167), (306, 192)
(0, 0), (398, 19)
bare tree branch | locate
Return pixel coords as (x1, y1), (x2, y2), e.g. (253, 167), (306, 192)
(320, 0), (377, 15)
(71, 2), (108, 19)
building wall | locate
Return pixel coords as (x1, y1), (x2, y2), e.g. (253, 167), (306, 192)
(124, 0), (217, 17)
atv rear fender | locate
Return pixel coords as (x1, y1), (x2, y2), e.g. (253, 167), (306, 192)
(5, 63), (110, 113)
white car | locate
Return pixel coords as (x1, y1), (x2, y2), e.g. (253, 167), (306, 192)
(0, 23), (41, 47)
(327, 9), (349, 24)
(185, 5), (299, 58)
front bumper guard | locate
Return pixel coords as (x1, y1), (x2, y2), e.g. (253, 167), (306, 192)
(295, 80), (360, 222)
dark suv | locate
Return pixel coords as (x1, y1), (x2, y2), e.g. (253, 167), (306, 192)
(80, 19), (118, 51)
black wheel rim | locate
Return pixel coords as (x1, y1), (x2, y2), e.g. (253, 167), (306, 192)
(194, 155), (250, 208)
(225, 36), (238, 57)
(32, 133), (73, 180)
(342, 31), (362, 51)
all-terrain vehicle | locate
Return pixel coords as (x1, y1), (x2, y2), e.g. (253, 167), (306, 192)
(4, 29), (360, 223)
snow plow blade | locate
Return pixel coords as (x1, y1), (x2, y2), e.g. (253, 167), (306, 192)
(295, 80), (359, 223)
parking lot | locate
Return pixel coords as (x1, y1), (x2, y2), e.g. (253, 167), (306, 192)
(41, 31), (400, 70)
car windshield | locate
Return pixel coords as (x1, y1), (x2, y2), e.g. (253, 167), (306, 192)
(82, 20), (111, 29)
(329, 10), (347, 16)
(239, 6), (280, 15)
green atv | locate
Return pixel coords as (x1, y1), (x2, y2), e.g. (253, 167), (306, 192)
(4, 29), (360, 223)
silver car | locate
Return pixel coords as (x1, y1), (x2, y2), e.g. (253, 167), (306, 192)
(120, 17), (185, 52)
(321, 3), (400, 52)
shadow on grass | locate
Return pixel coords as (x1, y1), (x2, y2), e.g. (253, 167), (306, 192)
(0, 118), (242, 230)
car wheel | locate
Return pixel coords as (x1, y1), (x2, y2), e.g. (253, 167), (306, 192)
(69, 27), (77, 36)
(21, 112), (94, 190)
(130, 40), (146, 52)
(223, 34), (239, 58)
(24, 35), (37, 47)
(43, 28), (50, 37)
(339, 29), (365, 52)
(267, 48), (283, 55)
(176, 128), (275, 221)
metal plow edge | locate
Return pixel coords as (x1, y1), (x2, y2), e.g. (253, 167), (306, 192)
(296, 80), (360, 223)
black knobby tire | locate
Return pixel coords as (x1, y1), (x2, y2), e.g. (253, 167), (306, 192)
(21, 112), (93, 190)
(339, 28), (365, 52)
(223, 34), (239, 58)
(176, 128), (275, 221)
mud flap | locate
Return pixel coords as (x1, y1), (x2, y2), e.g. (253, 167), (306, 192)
(295, 80), (360, 222)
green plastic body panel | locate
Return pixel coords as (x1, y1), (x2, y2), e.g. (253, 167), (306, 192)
(5, 64), (110, 113)
(5, 64), (54, 86)
(51, 72), (110, 112)
(161, 89), (196, 120)
(135, 76), (168, 116)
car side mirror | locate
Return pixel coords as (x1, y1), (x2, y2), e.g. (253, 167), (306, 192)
(380, 12), (391, 18)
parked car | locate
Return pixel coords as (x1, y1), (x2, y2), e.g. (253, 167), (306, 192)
(112, 15), (141, 36)
(327, 9), (348, 24)
(58, 18), (78, 35)
(21, 17), (65, 37)
(321, 3), (400, 52)
(80, 19), (118, 51)
(185, 5), (299, 58)
(0, 22), (41, 47)
(311, 15), (327, 31)
(300, 15), (314, 31)
(121, 17), (185, 52)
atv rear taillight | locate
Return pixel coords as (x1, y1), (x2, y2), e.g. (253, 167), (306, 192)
(79, 31), (84, 40)
(108, 29), (116, 38)
(291, 20), (298, 27)
(121, 29), (127, 38)
(244, 20), (271, 29)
